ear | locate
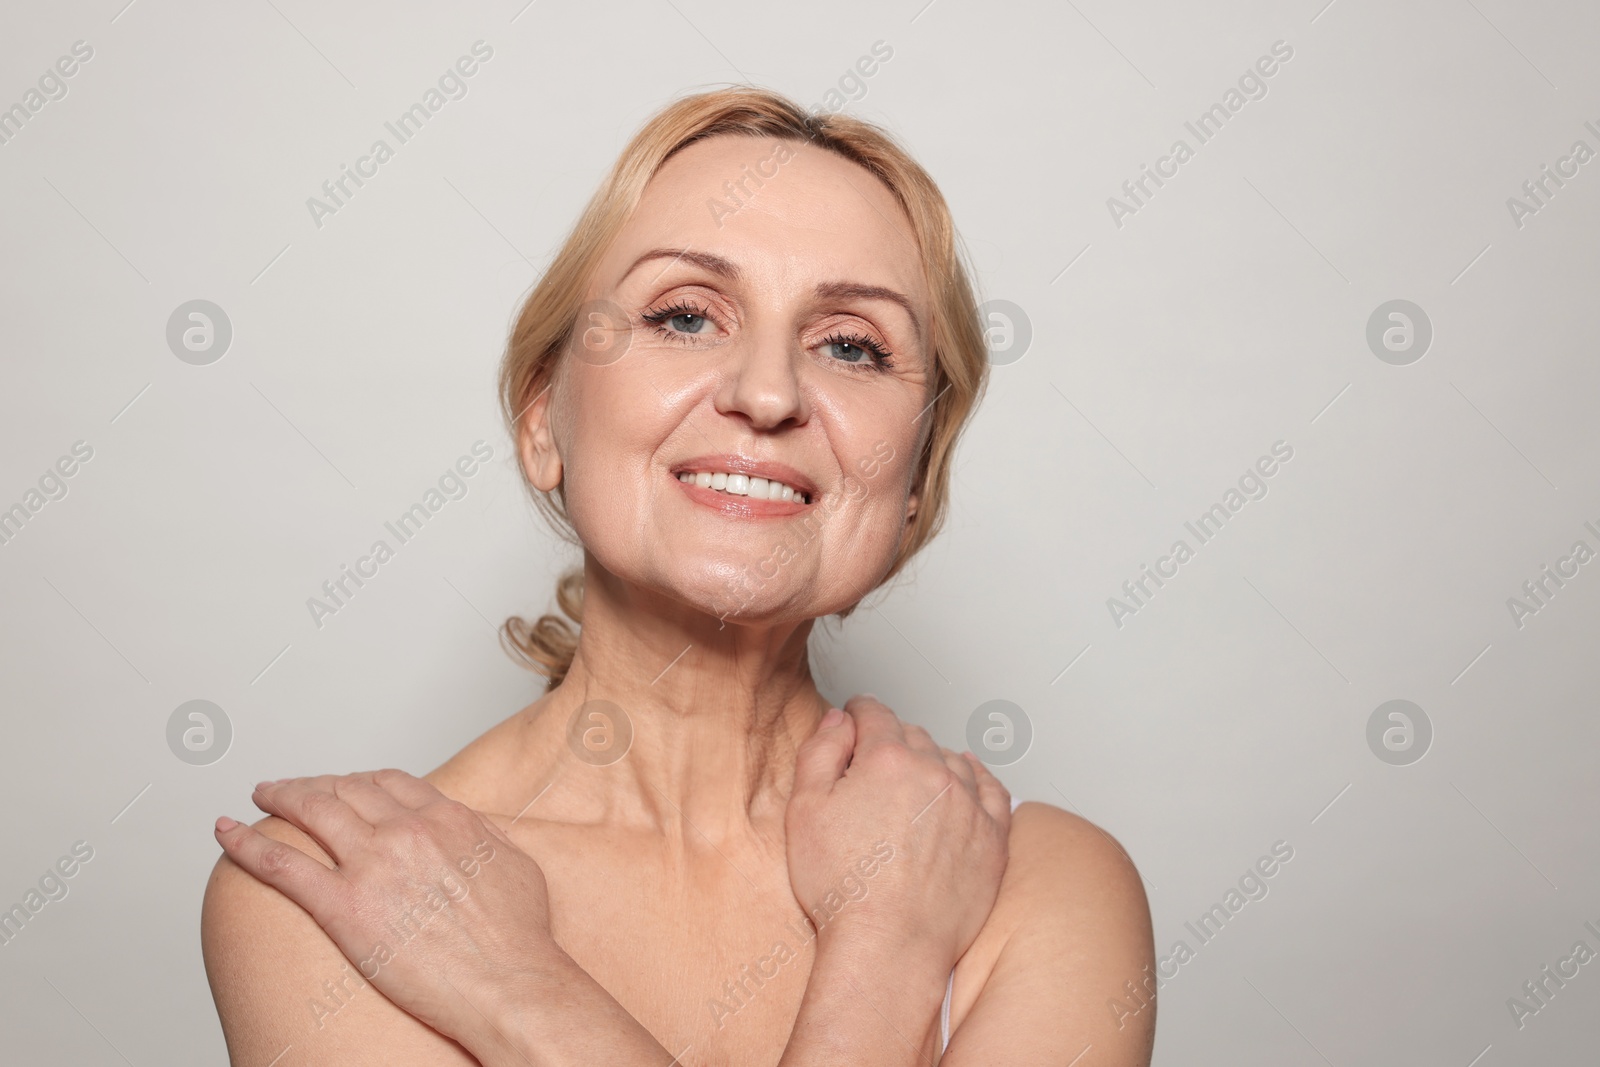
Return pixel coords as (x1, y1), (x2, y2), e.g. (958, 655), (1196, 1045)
(516, 381), (562, 492)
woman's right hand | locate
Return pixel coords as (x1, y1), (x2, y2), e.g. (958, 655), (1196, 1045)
(784, 695), (1012, 974)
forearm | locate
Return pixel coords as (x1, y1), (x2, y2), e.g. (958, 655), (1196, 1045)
(457, 943), (678, 1067)
(778, 939), (949, 1067)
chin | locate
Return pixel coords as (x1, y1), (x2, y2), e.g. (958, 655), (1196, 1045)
(621, 552), (823, 626)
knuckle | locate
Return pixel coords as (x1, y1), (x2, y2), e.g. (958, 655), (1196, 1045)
(258, 843), (296, 875)
(394, 813), (433, 843)
(862, 743), (911, 773)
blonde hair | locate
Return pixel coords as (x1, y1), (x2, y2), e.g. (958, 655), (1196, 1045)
(498, 86), (990, 689)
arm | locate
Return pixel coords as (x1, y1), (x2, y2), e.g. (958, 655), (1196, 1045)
(778, 698), (1013, 1067)
(778, 934), (950, 1066)
(204, 773), (678, 1066)
(941, 803), (1156, 1066)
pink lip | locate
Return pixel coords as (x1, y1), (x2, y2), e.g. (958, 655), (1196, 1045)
(670, 454), (819, 519)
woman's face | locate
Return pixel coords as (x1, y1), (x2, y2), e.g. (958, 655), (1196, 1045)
(523, 133), (934, 622)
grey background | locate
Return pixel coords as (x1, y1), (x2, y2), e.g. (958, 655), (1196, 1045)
(2, 0), (1596, 1063)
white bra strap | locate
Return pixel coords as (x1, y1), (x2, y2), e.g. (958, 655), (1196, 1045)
(939, 967), (954, 1054)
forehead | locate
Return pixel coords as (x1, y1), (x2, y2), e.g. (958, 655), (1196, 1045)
(599, 134), (928, 302)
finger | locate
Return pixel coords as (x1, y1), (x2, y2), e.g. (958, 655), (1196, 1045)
(215, 816), (348, 919)
(964, 753), (1013, 824)
(253, 777), (371, 860)
(793, 707), (857, 795)
(370, 767), (447, 810)
(941, 746), (977, 788)
(902, 723), (940, 757)
(842, 695), (905, 756)
(331, 772), (411, 823)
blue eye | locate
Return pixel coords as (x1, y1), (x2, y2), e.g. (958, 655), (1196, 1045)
(643, 300), (716, 339)
(820, 332), (894, 370)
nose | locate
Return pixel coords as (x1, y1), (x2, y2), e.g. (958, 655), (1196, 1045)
(713, 324), (809, 431)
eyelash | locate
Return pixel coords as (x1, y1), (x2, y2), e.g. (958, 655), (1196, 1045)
(818, 330), (895, 369)
(640, 299), (714, 339)
(639, 300), (896, 371)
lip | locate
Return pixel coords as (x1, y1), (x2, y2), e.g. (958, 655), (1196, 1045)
(670, 453), (819, 519)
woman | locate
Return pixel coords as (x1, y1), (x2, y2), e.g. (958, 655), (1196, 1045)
(202, 87), (1155, 1066)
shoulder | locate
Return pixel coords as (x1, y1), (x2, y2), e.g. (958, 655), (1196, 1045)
(201, 816), (474, 1065)
(992, 801), (1152, 980)
(945, 801), (1155, 1064)
(1003, 801), (1149, 915)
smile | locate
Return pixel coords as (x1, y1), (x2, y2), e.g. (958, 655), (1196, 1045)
(675, 469), (811, 504)
(670, 455), (818, 518)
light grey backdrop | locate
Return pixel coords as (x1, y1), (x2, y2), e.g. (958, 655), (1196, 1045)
(2, 0), (1596, 1063)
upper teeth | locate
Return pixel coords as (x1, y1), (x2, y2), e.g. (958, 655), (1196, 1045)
(677, 470), (809, 503)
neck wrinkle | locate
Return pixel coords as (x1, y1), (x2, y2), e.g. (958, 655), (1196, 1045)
(532, 554), (833, 841)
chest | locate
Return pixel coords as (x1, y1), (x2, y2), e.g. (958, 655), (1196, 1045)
(530, 833), (822, 1067)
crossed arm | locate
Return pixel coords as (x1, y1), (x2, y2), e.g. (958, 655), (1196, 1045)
(201, 703), (1155, 1066)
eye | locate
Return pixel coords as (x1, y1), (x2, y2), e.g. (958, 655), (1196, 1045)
(819, 331), (894, 370)
(642, 300), (718, 339)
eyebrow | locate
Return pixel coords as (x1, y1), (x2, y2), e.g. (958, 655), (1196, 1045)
(813, 281), (922, 342)
(622, 247), (924, 342)
(623, 247), (742, 284)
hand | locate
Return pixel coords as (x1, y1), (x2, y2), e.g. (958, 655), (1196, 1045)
(213, 769), (552, 1048)
(784, 696), (1011, 974)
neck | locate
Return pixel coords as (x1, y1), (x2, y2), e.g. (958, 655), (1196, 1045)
(528, 553), (832, 839)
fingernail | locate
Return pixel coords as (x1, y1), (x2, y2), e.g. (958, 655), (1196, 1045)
(821, 707), (843, 727)
(859, 692), (878, 701)
(254, 780), (274, 792)
(215, 816), (239, 833)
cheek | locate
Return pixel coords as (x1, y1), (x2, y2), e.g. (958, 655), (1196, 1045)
(555, 370), (663, 534)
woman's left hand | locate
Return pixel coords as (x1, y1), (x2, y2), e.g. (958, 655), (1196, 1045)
(214, 769), (552, 1046)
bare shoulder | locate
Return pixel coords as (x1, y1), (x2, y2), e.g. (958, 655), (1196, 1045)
(1002, 801), (1149, 913)
(944, 801), (1156, 1066)
(201, 816), (473, 1066)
